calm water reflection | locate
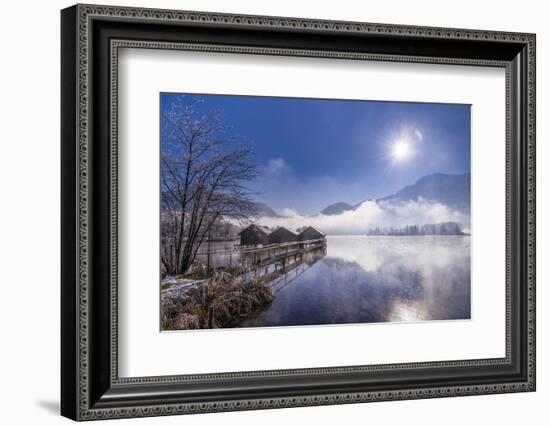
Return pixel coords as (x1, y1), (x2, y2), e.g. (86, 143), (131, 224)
(242, 235), (471, 327)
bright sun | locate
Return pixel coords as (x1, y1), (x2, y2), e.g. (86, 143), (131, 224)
(391, 139), (412, 163)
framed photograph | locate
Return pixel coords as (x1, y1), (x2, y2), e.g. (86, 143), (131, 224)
(61, 4), (536, 421)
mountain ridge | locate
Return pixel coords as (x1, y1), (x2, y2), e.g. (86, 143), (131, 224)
(321, 202), (355, 216)
(379, 172), (470, 213)
(319, 172), (470, 215)
(250, 201), (281, 218)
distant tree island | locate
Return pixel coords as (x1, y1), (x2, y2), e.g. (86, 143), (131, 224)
(366, 221), (468, 236)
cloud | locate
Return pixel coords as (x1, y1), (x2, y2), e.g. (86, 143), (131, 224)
(281, 207), (299, 217)
(253, 198), (469, 235)
(414, 129), (423, 142)
(266, 157), (288, 174)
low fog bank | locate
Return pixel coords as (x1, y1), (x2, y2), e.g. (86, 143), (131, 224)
(253, 198), (470, 235)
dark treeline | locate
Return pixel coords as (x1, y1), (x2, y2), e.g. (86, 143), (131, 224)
(366, 221), (466, 236)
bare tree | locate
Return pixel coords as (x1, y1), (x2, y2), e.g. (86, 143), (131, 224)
(161, 97), (257, 276)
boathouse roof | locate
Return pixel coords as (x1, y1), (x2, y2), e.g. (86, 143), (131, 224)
(238, 224), (271, 246)
(297, 226), (326, 241)
(267, 227), (298, 244)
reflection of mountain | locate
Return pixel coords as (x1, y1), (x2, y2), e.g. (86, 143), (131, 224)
(379, 173), (470, 213)
(321, 256), (365, 273)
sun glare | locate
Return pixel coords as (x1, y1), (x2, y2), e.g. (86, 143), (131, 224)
(391, 139), (412, 163)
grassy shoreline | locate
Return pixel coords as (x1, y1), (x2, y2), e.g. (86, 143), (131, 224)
(161, 269), (274, 330)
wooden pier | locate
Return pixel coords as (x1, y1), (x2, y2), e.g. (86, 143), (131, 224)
(238, 238), (326, 269)
(163, 239), (326, 300)
(194, 237), (327, 282)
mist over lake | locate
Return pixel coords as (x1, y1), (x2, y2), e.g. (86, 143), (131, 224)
(242, 235), (471, 327)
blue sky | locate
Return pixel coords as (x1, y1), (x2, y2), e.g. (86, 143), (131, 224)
(161, 93), (470, 215)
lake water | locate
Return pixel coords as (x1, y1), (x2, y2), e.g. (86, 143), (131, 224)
(241, 235), (471, 328)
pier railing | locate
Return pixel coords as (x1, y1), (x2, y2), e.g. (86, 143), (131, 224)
(195, 238), (327, 273)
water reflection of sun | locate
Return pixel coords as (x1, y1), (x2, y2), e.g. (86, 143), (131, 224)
(389, 301), (429, 322)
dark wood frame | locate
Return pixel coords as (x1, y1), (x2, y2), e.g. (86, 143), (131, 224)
(61, 4), (536, 421)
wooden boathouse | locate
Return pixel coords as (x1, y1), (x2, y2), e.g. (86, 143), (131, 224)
(192, 224), (328, 282)
(298, 226), (326, 241)
(239, 224), (326, 247)
(238, 224), (271, 247)
(267, 227), (298, 244)
(237, 224), (327, 276)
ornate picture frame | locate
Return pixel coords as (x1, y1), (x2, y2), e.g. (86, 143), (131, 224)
(61, 4), (535, 421)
